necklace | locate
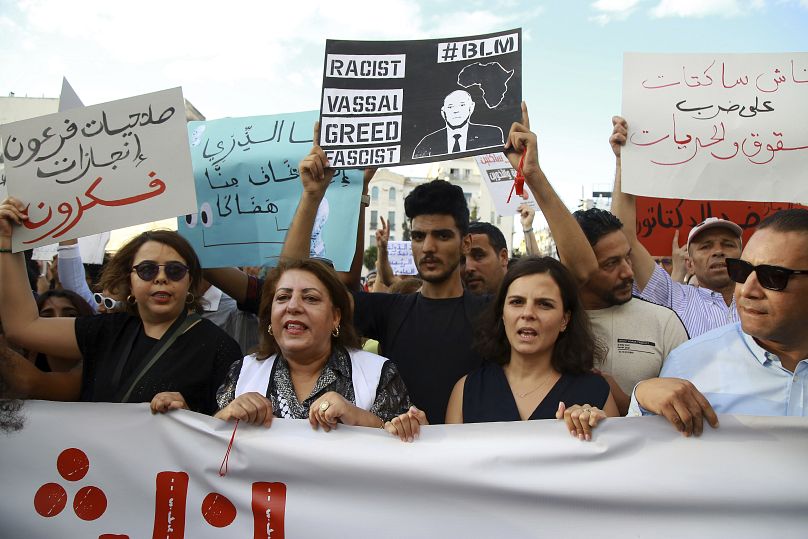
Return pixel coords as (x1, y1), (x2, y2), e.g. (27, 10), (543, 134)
(515, 372), (554, 399)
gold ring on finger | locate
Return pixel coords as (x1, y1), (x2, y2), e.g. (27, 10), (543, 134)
(319, 401), (330, 412)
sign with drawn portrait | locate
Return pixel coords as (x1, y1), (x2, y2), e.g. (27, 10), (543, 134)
(319, 29), (522, 169)
(177, 111), (363, 270)
(0, 88), (196, 252)
(621, 53), (808, 202)
(635, 197), (808, 256)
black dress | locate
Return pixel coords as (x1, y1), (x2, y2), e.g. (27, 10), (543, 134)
(74, 312), (241, 415)
(462, 362), (610, 423)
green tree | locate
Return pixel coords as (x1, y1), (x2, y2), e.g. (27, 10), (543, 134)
(363, 245), (378, 271)
(401, 218), (411, 241)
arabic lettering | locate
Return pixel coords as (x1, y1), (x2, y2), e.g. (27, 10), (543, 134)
(21, 170), (167, 244)
(3, 104), (173, 184)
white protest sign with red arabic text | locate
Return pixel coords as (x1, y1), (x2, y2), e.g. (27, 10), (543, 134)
(0, 88), (196, 252)
(622, 52), (808, 202)
(1, 402), (807, 538)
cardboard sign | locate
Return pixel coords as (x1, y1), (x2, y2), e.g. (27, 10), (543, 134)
(0, 88), (196, 251)
(319, 29), (522, 168)
(387, 240), (417, 275)
(473, 152), (538, 216)
(622, 53), (808, 202)
(635, 197), (807, 255)
(177, 111), (363, 270)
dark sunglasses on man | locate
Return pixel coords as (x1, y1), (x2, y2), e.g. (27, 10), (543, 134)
(93, 293), (123, 311)
(725, 258), (808, 291)
(131, 261), (190, 282)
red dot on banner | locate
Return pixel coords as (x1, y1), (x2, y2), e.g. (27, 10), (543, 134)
(34, 482), (68, 517)
(201, 492), (237, 528)
(57, 448), (90, 481)
(73, 485), (107, 521)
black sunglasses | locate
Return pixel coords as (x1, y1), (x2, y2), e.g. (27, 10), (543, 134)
(726, 258), (808, 291)
(131, 261), (190, 282)
(93, 292), (122, 310)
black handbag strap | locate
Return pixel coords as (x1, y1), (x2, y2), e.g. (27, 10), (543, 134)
(113, 312), (202, 403)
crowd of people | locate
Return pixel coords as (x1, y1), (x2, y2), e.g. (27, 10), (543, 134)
(1, 104), (806, 442)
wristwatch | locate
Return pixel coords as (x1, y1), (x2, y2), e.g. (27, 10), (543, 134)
(361, 194), (371, 207)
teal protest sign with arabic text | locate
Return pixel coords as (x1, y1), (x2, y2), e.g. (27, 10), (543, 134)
(178, 111), (362, 270)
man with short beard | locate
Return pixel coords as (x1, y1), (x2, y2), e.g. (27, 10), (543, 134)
(570, 209), (689, 415)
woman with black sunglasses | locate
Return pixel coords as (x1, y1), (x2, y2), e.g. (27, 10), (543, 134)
(0, 197), (241, 414)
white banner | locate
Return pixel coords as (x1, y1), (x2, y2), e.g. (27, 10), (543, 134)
(622, 52), (808, 202)
(1, 402), (806, 538)
(0, 88), (197, 252)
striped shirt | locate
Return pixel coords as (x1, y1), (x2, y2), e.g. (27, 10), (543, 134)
(633, 264), (739, 338)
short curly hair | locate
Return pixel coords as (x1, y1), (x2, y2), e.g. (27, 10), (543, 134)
(573, 208), (624, 247)
(404, 179), (470, 235)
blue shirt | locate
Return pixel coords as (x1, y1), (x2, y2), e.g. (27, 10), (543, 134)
(634, 264), (739, 338)
(629, 322), (808, 416)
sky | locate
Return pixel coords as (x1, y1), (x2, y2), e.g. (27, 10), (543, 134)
(1, 0), (807, 214)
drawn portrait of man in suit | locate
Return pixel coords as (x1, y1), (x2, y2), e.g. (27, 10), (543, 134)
(412, 90), (503, 159)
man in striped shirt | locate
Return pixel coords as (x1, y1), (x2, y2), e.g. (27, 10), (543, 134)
(609, 116), (742, 338)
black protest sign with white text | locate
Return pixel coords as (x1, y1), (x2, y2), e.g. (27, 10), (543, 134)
(319, 29), (522, 168)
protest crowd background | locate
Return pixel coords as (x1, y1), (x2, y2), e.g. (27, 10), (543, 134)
(0, 3), (807, 537)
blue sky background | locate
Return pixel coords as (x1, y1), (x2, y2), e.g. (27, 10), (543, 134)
(1, 0), (806, 211)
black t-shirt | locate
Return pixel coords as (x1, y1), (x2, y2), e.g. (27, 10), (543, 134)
(353, 291), (490, 424)
(74, 313), (241, 414)
(462, 362), (610, 423)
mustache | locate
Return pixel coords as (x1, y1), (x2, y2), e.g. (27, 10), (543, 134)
(420, 256), (441, 264)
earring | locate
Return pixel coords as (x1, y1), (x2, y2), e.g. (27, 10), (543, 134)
(331, 325), (340, 338)
(185, 292), (195, 305)
(267, 324), (273, 336)
(127, 295), (136, 305)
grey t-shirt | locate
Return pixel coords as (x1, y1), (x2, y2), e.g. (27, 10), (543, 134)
(588, 296), (689, 394)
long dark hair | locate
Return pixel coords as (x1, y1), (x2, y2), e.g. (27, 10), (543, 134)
(256, 259), (361, 359)
(474, 256), (601, 374)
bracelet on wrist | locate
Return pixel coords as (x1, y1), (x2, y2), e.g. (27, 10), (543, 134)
(0, 247), (12, 253)
(523, 228), (533, 233)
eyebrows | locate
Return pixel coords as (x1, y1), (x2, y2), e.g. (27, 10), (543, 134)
(275, 287), (322, 294)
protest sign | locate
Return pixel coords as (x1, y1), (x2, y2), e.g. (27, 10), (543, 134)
(2, 402), (807, 538)
(177, 111), (363, 270)
(622, 53), (808, 202)
(0, 87), (196, 252)
(634, 198), (807, 256)
(319, 29), (522, 168)
(473, 152), (537, 216)
(30, 79), (110, 264)
(387, 240), (417, 275)
(31, 232), (110, 264)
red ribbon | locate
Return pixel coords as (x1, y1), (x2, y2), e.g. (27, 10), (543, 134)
(506, 149), (527, 204)
(218, 419), (239, 477)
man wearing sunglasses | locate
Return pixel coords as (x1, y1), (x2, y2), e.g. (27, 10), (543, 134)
(609, 117), (742, 338)
(628, 209), (808, 435)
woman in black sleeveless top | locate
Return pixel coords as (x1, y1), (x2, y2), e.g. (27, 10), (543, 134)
(446, 257), (618, 439)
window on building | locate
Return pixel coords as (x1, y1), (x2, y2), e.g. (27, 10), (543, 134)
(464, 193), (472, 205)
(389, 187), (396, 201)
(371, 186), (379, 200)
(450, 168), (459, 178)
(370, 210), (378, 229)
(387, 211), (396, 231)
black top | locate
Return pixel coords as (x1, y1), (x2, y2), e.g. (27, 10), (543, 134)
(462, 362), (610, 423)
(74, 312), (241, 415)
(216, 345), (412, 422)
(353, 290), (490, 424)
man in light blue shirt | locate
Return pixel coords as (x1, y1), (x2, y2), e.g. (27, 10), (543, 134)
(628, 209), (808, 435)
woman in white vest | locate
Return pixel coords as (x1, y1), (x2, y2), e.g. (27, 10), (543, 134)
(214, 258), (426, 442)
